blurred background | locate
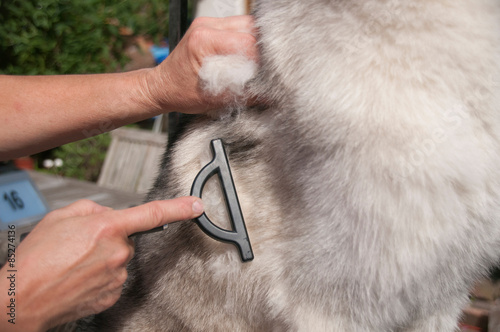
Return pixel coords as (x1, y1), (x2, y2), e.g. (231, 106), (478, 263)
(0, 0), (252, 182)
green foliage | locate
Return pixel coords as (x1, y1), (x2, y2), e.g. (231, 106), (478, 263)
(1, 0), (194, 182)
(37, 133), (111, 182)
(0, 0), (170, 75)
(2, 0), (172, 181)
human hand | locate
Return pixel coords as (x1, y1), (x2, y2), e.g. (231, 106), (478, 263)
(0, 197), (203, 331)
(140, 15), (259, 114)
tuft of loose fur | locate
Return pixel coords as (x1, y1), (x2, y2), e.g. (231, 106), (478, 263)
(199, 54), (257, 97)
(199, 54), (257, 118)
(81, 0), (500, 331)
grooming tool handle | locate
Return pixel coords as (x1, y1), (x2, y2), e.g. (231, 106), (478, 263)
(190, 139), (254, 262)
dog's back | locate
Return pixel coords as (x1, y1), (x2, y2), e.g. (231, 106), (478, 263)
(86, 0), (500, 330)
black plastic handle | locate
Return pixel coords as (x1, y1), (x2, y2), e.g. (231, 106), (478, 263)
(190, 139), (254, 262)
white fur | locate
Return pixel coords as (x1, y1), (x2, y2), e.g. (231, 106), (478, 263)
(199, 54), (257, 97)
(86, 1), (500, 331)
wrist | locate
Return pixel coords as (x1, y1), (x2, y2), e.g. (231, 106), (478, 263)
(135, 67), (174, 114)
(0, 264), (46, 332)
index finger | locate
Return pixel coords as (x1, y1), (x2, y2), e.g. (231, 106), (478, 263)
(111, 197), (204, 236)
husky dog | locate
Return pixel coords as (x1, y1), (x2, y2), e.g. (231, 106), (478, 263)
(84, 0), (500, 330)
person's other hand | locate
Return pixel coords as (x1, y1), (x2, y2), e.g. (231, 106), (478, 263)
(0, 197), (203, 331)
(141, 15), (259, 114)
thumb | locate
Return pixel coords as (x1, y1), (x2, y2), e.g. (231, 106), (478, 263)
(113, 197), (204, 236)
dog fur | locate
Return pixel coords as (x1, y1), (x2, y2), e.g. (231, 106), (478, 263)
(82, 0), (500, 330)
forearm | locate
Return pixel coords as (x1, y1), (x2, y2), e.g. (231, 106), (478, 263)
(0, 69), (162, 161)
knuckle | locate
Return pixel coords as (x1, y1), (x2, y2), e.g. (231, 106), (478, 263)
(243, 33), (258, 46)
(191, 16), (211, 28)
(74, 199), (99, 210)
(72, 199), (105, 214)
(108, 268), (128, 290)
(240, 33), (258, 49)
(115, 269), (128, 286)
(98, 291), (121, 311)
(145, 201), (165, 225)
(188, 26), (211, 49)
(241, 14), (254, 25)
(108, 246), (132, 269)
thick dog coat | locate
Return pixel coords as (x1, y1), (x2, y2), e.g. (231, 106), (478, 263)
(83, 0), (500, 330)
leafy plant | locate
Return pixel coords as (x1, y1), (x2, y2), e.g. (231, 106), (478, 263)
(0, 0), (170, 75)
(1, 0), (196, 182)
(1, 0), (173, 181)
(36, 133), (111, 182)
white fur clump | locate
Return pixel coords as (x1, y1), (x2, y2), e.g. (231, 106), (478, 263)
(199, 54), (257, 98)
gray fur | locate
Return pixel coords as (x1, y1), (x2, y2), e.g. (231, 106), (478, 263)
(82, 0), (500, 330)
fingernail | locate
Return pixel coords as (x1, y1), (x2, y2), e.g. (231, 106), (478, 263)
(192, 199), (204, 215)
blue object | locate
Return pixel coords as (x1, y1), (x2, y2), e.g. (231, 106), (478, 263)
(0, 170), (49, 229)
(150, 44), (170, 64)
